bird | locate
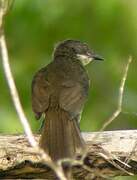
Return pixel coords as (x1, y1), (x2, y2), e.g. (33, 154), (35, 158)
(31, 39), (103, 161)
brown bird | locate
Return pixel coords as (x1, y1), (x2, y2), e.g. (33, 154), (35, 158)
(31, 40), (103, 161)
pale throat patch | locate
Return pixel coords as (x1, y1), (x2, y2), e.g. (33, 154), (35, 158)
(77, 54), (93, 66)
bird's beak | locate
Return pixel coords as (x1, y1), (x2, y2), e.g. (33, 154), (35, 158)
(77, 53), (104, 66)
(92, 54), (104, 61)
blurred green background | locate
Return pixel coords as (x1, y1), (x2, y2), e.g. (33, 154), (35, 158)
(0, 0), (137, 179)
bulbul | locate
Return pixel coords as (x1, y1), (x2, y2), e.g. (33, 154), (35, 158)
(31, 39), (103, 161)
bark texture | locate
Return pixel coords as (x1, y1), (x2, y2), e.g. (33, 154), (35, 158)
(0, 130), (137, 179)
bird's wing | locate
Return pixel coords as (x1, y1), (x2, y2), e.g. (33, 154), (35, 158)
(59, 80), (89, 119)
(31, 68), (50, 119)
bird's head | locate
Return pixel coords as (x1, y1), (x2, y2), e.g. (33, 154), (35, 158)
(53, 39), (103, 65)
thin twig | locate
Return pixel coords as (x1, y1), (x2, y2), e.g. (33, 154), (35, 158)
(0, 34), (67, 180)
(0, 2), (67, 180)
(90, 57), (132, 175)
(0, 6), (37, 149)
(98, 152), (133, 176)
(92, 57), (132, 141)
(100, 56), (132, 131)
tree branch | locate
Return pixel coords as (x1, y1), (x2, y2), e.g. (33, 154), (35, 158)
(0, 131), (137, 179)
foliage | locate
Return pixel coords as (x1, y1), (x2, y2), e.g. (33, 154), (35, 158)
(1, 0), (137, 179)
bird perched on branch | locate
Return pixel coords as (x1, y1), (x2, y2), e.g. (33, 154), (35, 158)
(31, 39), (103, 161)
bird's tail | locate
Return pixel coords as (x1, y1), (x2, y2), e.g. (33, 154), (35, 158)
(39, 109), (86, 161)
